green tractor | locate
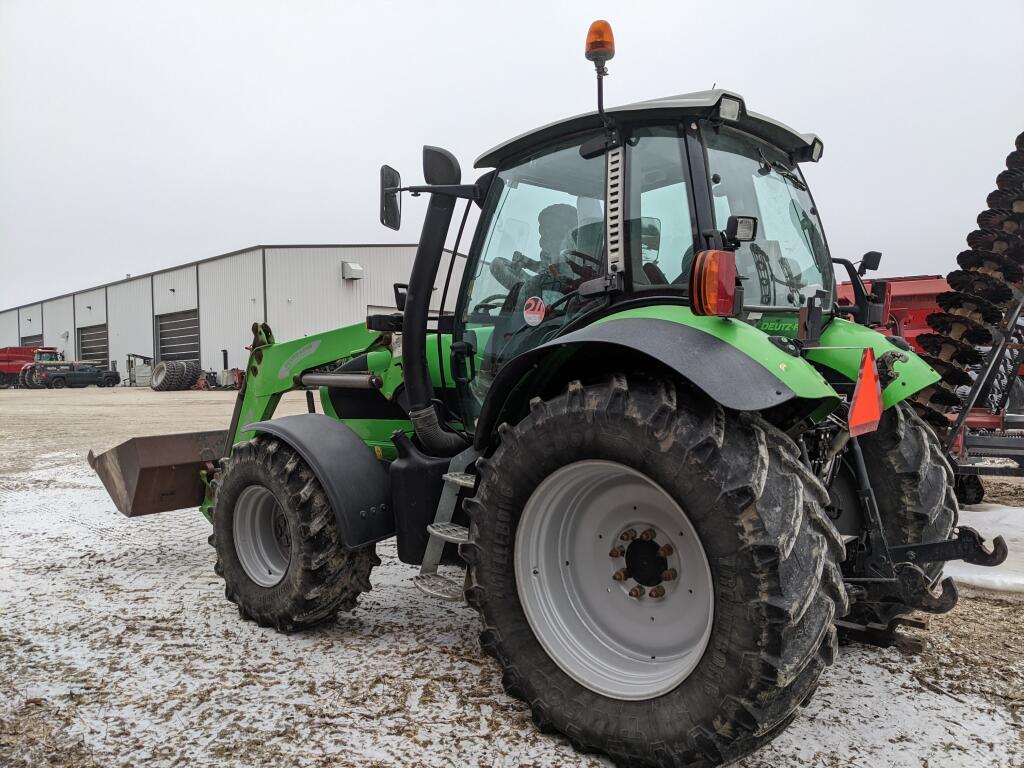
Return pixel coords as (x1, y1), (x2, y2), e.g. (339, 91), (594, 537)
(90, 21), (1007, 767)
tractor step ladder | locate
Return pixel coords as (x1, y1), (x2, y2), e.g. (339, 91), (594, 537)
(413, 446), (479, 601)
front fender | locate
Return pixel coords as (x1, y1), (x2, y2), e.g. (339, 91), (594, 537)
(243, 414), (394, 549)
(807, 318), (940, 408)
(474, 306), (840, 446)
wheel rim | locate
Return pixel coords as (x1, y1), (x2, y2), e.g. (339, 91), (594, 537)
(152, 365), (165, 387)
(515, 460), (714, 700)
(233, 485), (291, 587)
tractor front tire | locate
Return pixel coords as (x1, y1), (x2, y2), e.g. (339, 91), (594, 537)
(850, 401), (958, 625)
(211, 435), (380, 632)
(462, 376), (848, 768)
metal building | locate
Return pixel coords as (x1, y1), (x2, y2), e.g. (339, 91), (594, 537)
(0, 244), (461, 374)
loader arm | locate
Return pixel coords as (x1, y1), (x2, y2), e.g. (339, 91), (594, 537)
(199, 322), (389, 519)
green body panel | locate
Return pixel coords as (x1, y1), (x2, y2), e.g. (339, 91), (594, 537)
(234, 322), (382, 444)
(806, 318), (940, 409)
(593, 305), (839, 407)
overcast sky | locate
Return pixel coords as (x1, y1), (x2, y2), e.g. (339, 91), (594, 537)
(2, 1), (1023, 310)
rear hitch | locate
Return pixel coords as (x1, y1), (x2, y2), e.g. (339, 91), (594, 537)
(893, 563), (959, 614)
(888, 526), (1008, 568)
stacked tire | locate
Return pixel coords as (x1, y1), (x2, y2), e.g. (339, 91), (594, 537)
(151, 360), (203, 391)
(910, 129), (1024, 505)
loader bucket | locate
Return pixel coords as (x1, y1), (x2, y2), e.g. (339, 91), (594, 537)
(87, 430), (227, 517)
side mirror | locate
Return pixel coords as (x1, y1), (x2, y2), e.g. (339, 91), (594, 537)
(725, 215), (758, 244)
(858, 250), (882, 276)
(380, 165), (402, 230)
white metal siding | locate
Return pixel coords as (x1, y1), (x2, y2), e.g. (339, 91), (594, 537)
(18, 304), (42, 342)
(0, 310), (17, 346)
(74, 288), (107, 328)
(153, 266), (198, 315)
(107, 277), (153, 372)
(42, 296), (75, 357)
(198, 248), (263, 370)
(264, 246), (421, 342)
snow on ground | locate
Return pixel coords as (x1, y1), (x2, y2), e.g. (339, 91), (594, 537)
(1, 452), (1021, 767)
(945, 503), (1024, 593)
(0, 389), (1022, 767)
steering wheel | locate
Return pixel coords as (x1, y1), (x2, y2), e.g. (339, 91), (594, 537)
(473, 293), (509, 315)
(563, 249), (603, 268)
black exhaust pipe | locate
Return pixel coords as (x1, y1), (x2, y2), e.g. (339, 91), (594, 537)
(404, 146), (470, 457)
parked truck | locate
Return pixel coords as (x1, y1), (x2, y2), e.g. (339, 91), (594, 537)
(88, 22), (1008, 768)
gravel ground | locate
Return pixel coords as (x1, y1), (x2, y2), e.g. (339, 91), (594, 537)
(1, 388), (1022, 767)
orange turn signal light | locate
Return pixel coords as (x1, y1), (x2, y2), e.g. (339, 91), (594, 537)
(849, 347), (884, 436)
(585, 20), (615, 63)
(690, 250), (738, 317)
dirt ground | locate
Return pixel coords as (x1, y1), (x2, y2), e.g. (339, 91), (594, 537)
(1, 387), (1022, 767)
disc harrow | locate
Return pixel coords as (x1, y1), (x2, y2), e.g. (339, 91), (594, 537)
(909, 128), (1024, 487)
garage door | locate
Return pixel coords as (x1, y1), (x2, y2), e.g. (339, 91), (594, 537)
(20, 334), (43, 347)
(77, 324), (109, 369)
(157, 309), (200, 363)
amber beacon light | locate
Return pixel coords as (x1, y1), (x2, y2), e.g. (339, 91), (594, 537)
(585, 20), (615, 64)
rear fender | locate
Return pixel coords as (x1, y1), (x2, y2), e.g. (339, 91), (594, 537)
(807, 318), (940, 408)
(473, 309), (840, 447)
(243, 414), (394, 549)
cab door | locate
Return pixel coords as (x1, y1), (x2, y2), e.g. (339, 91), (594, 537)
(452, 133), (607, 431)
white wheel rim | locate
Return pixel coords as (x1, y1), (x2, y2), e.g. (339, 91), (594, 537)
(515, 460), (714, 700)
(233, 485), (291, 587)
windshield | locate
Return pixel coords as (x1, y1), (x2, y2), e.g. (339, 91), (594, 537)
(456, 135), (606, 425)
(704, 123), (833, 310)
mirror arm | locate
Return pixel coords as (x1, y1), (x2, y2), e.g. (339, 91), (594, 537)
(831, 257), (872, 322)
(391, 184), (483, 200)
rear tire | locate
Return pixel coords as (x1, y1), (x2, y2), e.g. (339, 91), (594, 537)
(211, 435), (380, 631)
(462, 376), (848, 767)
(50, 377), (66, 389)
(848, 402), (958, 625)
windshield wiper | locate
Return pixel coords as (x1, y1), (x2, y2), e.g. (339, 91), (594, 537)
(756, 149), (807, 191)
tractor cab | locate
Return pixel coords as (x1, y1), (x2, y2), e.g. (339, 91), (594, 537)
(454, 89), (835, 424)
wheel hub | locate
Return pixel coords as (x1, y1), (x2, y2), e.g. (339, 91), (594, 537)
(614, 527), (675, 592)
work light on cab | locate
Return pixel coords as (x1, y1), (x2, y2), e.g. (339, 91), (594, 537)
(689, 249), (740, 317)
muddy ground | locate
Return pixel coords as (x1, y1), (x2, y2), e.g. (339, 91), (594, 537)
(1, 388), (1022, 767)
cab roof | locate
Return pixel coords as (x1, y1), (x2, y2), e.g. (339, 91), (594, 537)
(474, 89), (821, 169)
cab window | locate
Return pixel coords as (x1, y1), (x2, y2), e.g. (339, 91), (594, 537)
(626, 125), (697, 289)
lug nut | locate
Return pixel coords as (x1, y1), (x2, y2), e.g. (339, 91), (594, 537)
(608, 546), (624, 558)
(613, 568), (631, 581)
(657, 544), (674, 558)
(620, 529), (637, 542)
(640, 528), (657, 541)
(649, 586), (666, 598)
(661, 568), (677, 582)
(629, 585), (645, 598)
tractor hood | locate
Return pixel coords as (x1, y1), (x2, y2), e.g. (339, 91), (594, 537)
(475, 89), (822, 169)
